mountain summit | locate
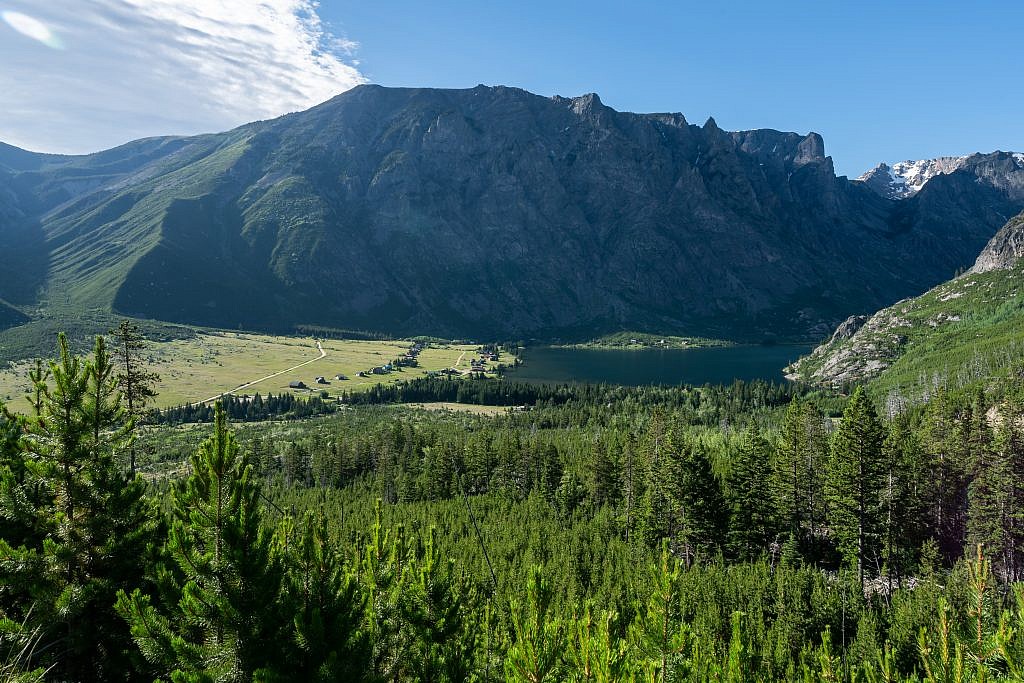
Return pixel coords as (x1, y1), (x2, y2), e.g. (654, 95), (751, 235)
(857, 153), (1024, 200)
(1, 84), (1023, 340)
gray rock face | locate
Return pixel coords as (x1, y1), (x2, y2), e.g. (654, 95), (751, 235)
(830, 315), (869, 342)
(1, 85), (1023, 340)
(971, 212), (1024, 274)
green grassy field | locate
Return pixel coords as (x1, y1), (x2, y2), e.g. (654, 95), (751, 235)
(0, 330), (508, 410)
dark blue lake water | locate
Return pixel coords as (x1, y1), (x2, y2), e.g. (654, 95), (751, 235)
(507, 345), (814, 387)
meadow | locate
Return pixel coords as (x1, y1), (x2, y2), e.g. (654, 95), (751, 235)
(0, 330), (503, 409)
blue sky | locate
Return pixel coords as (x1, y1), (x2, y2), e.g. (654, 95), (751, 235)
(2, 0), (1021, 176)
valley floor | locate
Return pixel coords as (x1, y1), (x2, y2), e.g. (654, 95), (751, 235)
(0, 330), (503, 409)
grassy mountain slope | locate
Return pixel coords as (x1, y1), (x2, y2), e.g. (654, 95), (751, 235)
(788, 212), (1024, 399)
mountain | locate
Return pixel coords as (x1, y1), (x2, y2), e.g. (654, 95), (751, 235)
(787, 211), (1024, 396)
(857, 154), (1024, 200)
(2, 84), (1024, 342)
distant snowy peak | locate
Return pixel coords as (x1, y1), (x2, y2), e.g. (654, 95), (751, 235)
(858, 152), (1024, 200)
(857, 156), (968, 199)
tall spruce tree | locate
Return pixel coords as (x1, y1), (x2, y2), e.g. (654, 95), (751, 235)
(919, 389), (972, 563)
(880, 415), (926, 590)
(116, 404), (286, 682)
(663, 430), (727, 566)
(727, 428), (776, 561)
(827, 387), (886, 583)
(970, 396), (1024, 582)
(771, 399), (827, 553)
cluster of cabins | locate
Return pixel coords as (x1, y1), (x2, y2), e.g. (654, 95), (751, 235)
(289, 373), (348, 391)
(289, 342), (426, 389)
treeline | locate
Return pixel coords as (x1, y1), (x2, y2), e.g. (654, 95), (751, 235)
(153, 391), (339, 424)
(342, 374), (803, 412)
(152, 375), (808, 426)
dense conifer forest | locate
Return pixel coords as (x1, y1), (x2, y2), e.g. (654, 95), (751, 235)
(3, 332), (1024, 681)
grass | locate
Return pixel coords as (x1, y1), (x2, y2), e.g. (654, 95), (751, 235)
(0, 330), (506, 410)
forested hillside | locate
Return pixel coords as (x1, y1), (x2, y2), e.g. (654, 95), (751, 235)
(4, 331), (1024, 681)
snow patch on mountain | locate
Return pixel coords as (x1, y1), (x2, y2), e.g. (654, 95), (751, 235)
(857, 156), (968, 199)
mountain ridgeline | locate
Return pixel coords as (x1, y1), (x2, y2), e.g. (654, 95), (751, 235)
(1, 85), (1023, 341)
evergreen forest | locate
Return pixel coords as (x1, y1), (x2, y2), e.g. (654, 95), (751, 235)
(3, 330), (1024, 682)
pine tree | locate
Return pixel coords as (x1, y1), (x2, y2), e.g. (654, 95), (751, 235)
(281, 511), (368, 682)
(772, 400), (827, 553)
(116, 404), (286, 682)
(827, 387), (886, 584)
(506, 565), (566, 683)
(25, 359), (49, 418)
(630, 541), (689, 683)
(727, 428), (776, 561)
(403, 525), (473, 682)
(110, 320), (160, 475)
(0, 334), (155, 679)
(565, 604), (627, 683)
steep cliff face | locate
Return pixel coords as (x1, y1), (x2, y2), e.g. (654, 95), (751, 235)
(1, 85), (1022, 340)
(788, 210), (1024, 391)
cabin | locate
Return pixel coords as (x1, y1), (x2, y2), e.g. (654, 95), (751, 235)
(289, 380), (307, 390)
(314, 376), (328, 384)
(335, 374), (348, 381)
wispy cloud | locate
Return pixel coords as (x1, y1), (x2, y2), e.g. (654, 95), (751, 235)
(0, 0), (366, 154)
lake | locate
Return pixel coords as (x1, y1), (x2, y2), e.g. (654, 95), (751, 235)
(506, 345), (814, 387)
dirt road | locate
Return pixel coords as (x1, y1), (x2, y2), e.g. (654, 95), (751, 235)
(200, 341), (326, 405)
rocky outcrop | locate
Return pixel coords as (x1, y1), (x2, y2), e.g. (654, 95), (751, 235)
(971, 212), (1024, 273)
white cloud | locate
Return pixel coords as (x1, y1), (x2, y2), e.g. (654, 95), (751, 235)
(0, 0), (366, 154)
